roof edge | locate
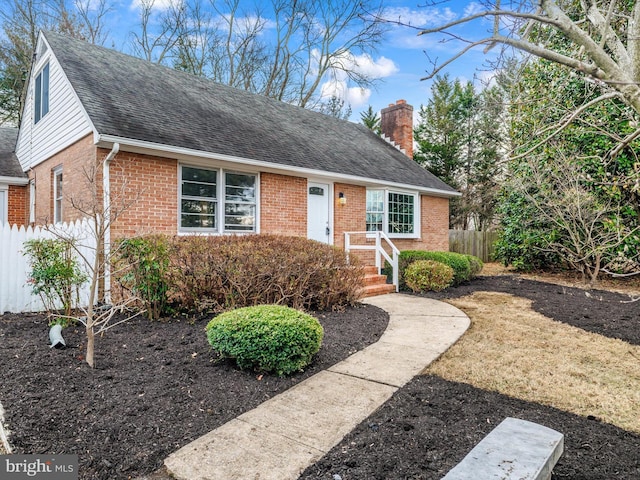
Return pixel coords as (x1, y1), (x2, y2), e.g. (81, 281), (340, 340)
(0, 175), (29, 185)
(96, 134), (461, 198)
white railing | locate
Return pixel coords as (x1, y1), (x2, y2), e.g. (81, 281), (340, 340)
(344, 231), (400, 292)
(0, 219), (97, 313)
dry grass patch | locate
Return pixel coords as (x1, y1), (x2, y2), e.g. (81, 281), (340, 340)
(426, 291), (640, 433)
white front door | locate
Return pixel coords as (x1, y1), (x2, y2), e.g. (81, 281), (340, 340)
(307, 182), (331, 243)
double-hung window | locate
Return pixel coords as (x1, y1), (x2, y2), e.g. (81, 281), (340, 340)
(366, 189), (419, 237)
(180, 165), (256, 233)
(35, 63), (50, 124)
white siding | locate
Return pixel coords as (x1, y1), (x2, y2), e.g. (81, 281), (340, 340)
(16, 37), (95, 171)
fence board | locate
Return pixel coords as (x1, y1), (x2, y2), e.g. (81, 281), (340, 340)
(449, 230), (499, 262)
(0, 219), (96, 313)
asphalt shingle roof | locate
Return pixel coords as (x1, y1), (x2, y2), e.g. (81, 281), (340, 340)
(0, 127), (24, 178)
(43, 31), (456, 194)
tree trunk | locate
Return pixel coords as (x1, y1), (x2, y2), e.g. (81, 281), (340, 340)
(86, 325), (95, 368)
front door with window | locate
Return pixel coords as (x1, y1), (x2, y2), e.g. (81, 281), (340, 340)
(307, 182), (330, 243)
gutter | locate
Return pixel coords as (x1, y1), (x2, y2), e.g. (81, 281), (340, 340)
(0, 175), (29, 185)
(102, 143), (119, 304)
(96, 134), (461, 198)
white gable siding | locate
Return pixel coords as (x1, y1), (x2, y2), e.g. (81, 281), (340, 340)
(16, 38), (94, 172)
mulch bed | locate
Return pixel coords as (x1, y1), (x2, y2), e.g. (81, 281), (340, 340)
(299, 276), (640, 480)
(2, 275), (639, 479)
(0, 304), (388, 479)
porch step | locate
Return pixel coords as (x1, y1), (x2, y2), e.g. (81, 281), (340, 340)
(360, 266), (396, 298)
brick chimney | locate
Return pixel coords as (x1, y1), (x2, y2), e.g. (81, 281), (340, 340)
(380, 99), (413, 159)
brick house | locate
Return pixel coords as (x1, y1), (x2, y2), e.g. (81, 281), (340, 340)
(9, 31), (458, 257)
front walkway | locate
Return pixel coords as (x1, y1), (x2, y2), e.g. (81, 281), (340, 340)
(162, 294), (470, 480)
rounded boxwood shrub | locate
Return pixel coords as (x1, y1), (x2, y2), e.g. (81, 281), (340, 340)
(205, 305), (324, 376)
(466, 254), (484, 278)
(404, 260), (454, 292)
(398, 251), (472, 288)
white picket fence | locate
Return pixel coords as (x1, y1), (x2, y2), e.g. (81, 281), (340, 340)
(0, 219), (97, 313)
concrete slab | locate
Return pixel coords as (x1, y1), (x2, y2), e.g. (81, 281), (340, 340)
(364, 293), (468, 318)
(380, 315), (470, 351)
(163, 294), (472, 480)
(442, 417), (564, 480)
(164, 418), (324, 480)
(238, 370), (396, 451)
(328, 341), (441, 387)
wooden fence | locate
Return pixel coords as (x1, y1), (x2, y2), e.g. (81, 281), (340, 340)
(449, 229), (499, 262)
(0, 219), (96, 313)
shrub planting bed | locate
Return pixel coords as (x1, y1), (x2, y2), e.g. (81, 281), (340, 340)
(2, 273), (639, 480)
(0, 304), (388, 479)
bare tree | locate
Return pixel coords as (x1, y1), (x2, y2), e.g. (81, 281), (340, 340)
(46, 155), (143, 368)
(410, 0), (640, 154)
(136, 0), (386, 108)
(130, 0), (187, 64)
(511, 151), (639, 285)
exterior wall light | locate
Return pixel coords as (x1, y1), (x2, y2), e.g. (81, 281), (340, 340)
(338, 192), (346, 206)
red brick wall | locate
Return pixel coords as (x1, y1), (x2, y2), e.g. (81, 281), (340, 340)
(104, 150), (178, 238)
(260, 172), (306, 237)
(392, 195), (450, 252)
(7, 184), (28, 226)
(333, 183), (366, 248)
(29, 134), (97, 225)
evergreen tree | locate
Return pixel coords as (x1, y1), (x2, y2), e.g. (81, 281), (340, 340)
(360, 105), (380, 134)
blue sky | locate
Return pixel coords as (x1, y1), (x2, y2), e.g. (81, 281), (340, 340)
(65, 0), (495, 123)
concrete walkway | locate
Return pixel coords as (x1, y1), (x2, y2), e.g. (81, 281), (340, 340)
(163, 294), (470, 480)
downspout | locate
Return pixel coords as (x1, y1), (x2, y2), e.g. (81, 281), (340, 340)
(102, 143), (119, 305)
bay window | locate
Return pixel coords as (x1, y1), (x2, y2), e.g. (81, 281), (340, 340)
(180, 165), (256, 233)
(366, 189), (418, 237)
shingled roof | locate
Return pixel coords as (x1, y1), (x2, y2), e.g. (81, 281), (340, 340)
(43, 31), (457, 195)
(0, 127), (25, 179)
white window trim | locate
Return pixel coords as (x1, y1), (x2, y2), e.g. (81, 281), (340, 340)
(0, 184), (8, 225)
(29, 180), (35, 224)
(53, 167), (63, 224)
(34, 62), (50, 124)
(366, 188), (421, 239)
(178, 164), (260, 234)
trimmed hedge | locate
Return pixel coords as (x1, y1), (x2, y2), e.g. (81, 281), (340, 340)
(170, 235), (363, 312)
(465, 254), (484, 278)
(404, 260), (454, 292)
(397, 251), (478, 289)
(206, 305), (324, 376)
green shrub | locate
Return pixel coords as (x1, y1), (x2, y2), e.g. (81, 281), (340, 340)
(116, 235), (172, 320)
(23, 238), (88, 317)
(465, 255), (484, 278)
(206, 305), (324, 376)
(398, 251), (472, 288)
(170, 235), (363, 313)
(404, 260), (454, 292)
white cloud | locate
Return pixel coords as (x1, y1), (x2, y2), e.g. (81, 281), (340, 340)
(321, 81), (372, 108)
(382, 6), (457, 28)
(318, 52), (398, 108)
(130, 0), (181, 12)
(463, 2), (485, 18)
(329, 51), (398, 79)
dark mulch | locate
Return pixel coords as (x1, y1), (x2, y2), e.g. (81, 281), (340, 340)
(299, 276), (640, 480)
(2, 275), (639, 480)
(0, 304), (388, 480)
(421, 275), (640, 345)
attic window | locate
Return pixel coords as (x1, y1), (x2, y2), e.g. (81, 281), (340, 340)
(34, 62), (50, 124)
